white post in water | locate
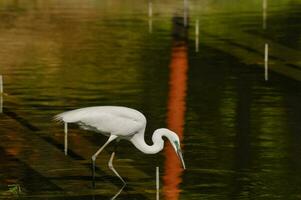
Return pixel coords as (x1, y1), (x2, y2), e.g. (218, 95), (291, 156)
(184, 0), (188, 27)
(265, 43), (269, 81)
(64, 122), (68, 155)
(0, 75), (3, 113)
(0, 75), (3, 94)
(195, 19), (199, 52)
(0, 94), (2, 114)
(148, 0), (153, 33)
(156, 166), (159, 200)
(263, 0), (267, 29)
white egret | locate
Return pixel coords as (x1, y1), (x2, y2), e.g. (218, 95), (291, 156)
(55, 106), (186, 186)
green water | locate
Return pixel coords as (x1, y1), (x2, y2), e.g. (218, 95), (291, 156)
(0, 0), (301, 199)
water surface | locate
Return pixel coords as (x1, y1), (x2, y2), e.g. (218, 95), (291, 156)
(0, 0), (301, 199)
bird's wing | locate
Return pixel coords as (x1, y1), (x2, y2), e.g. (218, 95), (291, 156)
(78, 112), (143, 137)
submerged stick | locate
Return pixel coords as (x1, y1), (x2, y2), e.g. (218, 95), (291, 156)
(156, 166), (159, 200)
(64, 122), (68, 155)
(265, 43), (269, 81)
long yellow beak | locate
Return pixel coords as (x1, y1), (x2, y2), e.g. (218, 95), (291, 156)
(177, 149), (186, 169)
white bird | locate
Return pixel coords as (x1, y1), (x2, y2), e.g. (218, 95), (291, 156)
(55, 106), (186, 186)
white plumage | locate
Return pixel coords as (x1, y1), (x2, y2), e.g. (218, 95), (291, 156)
(55, 106), (146, 137)
(55, 106), (185, 186)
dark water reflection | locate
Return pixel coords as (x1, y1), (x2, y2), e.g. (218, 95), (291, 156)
(1, 0), (301, 199)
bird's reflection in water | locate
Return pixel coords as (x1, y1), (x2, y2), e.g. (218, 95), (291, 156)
(110, 185), (126, 200)
(91, 185), (125, 200)
(164, 40), (188, 199)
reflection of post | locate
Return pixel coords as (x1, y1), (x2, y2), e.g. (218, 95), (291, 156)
(164, 41), (188, 199)
(262, 0), (267, 29)
(195, 19), (199, 52)
(183, 0), (188, 27)
(148, 0), (153, 33)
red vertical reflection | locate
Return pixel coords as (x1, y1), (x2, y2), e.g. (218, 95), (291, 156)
(164, 41), (188, 200)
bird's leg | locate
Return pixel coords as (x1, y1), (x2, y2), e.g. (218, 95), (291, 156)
(108, 151), (126, 185)
(91, 135), (117, 188)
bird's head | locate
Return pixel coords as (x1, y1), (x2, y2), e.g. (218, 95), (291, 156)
(158, 128), (186, 169)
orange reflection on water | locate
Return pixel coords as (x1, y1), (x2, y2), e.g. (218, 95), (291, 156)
(164, 41), (188, 200)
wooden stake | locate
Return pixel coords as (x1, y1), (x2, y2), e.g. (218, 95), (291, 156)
(64, 122), (68, 155)
(148, 1), (153, 33)
(0, 94), (2, 113)
(263, 0), (267, 11)
(184, 0), (188, 27)
(148, 1), (152, 18)
(156, 166), (159, 200)
(263, 0), (267, 29)
(265, 43), (269, 81)
(0, 75), (3, 113)
(0, 75), (3, 94)
(195, 19), (199, 52)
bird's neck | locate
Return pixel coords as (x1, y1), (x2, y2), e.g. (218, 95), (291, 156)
(130, 129), (165, 154)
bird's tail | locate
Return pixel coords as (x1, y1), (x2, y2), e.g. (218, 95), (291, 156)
(53, 110), (75, 123)
(53, 112), (65, 123)
(53, 108), (86, 123)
